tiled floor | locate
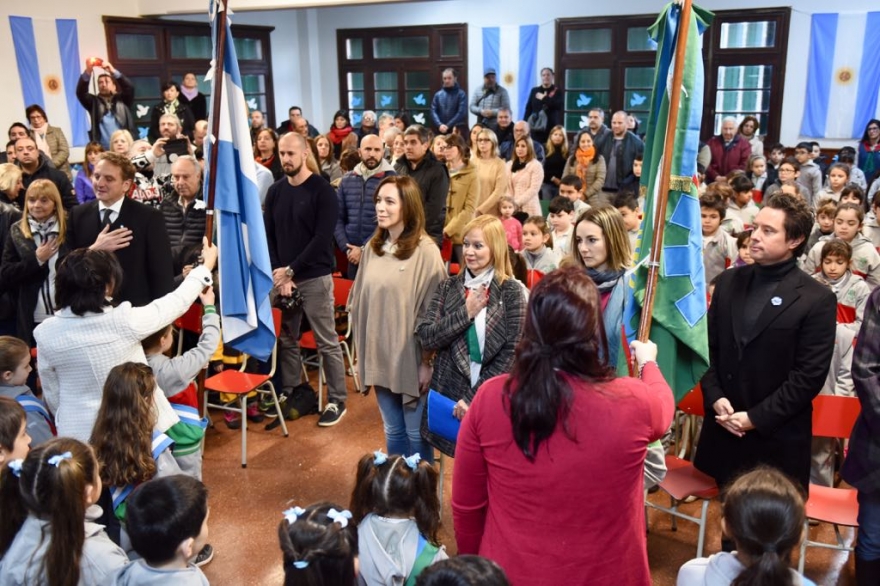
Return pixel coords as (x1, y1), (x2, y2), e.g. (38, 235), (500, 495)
(200, 375), (856, 585)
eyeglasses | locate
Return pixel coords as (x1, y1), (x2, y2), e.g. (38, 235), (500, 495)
(27, 114), (44, 121)
(476, 138), (490, 142)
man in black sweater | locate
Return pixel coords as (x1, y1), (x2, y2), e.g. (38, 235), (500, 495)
(264, 132), (348, 427)
(393, 124), (448, 246)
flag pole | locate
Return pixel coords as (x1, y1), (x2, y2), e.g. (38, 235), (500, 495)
(204, 0), (228, 240)
(637, 0), (694, 342)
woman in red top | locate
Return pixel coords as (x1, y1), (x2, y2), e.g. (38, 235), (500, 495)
(452, 266), (674, 585)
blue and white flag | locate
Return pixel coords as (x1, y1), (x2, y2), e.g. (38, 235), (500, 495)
(8, 16), (90, 147)
(801, 12), (880, 139)
(204, 3), (276, 362)
(482, 25), (539, 121)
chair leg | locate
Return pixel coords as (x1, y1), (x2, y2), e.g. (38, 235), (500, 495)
(798, 519), (809, 574)
(317, 355), (325, 412)
(202, 390), (215, 428)
(696, 499), (709, 558)
(240, 395), (248, 468)
(341, 341), (361, 392)
(268, 383), (289, 437)
(670, 495), (679, 531)
(438, 453), (445, 505)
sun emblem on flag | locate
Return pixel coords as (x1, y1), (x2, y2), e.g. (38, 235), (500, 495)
(836, 67), (855, 85)
(503, 71), (515, 86)
(44, 75), (62, 94)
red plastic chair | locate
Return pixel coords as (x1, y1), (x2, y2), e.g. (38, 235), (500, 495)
(798, 394), (861, 573)
(526, 269), (545, 290)
(299, 277), (361, 411)
(174, 302), (204, 356)
(646, 384), (719, 558)
(203, 308), (288, 468)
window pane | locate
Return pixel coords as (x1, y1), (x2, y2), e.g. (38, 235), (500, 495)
(170, 35), (211, 59)
(410, 111), (430, 126)
(715, 90), (771, 113)
(565, 112), (596, 132)
(624, 67), (654, 89)
(440, 33), (460, 57)
(234, 38), (263, 60)
(348, 92), (365, 109)
(717, 65), (772, 90)
(406, 91), (430, 110)
(347, 72), (364, 91)
(564, 91), (610, 111)
(405, 71), (431, 89)
(373, 36), (430, 59)
(374, 72), (398, 91)
(626, 27), (657, 52)
(346, 38), (363, 60)
(115, 33), (157, 60)
(624, 90), (652, 111)
(374, 92), (399, 109)
(241, 75), (266, 94)
(565, 68), (610, 90)
(350, 110), (364, 126)
(244, 94), (266, 114)
(129, 76), (161, 99)
(566, 29), (612, 53)
(719, 21), (777, 49)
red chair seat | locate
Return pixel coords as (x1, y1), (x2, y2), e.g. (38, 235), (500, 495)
(806, 484), (859, 527)
(659, 456), (719, 501)
(204, 370), (270, 395)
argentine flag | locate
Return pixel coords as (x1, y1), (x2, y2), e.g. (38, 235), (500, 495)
(8, 16), (90, 147)
(482, 25), (539, 121)
(801, 12), (880, 139)
(203, 3), (276, 361)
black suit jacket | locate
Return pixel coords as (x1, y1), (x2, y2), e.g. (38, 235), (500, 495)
(694, 263), (836, 490)
(67, 198), (175, 307)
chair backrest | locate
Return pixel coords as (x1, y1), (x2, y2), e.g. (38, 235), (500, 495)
(678, 383), (705, 417)
(174, 302), (204, 334)
(526, 269), (545, 290)
(332, 277), (355, 309)
(271, 307), (283, 337)
(440, 238), (453, 262)
(812, 395), (861, 439)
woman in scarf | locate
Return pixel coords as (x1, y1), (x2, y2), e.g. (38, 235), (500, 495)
(328, 110), (354, 159)
(0, 180), (69, 345)
(562, 130), (607, 207)
(858, 118), (880, 182)
(417, 215), (526, 456)
(178, 72), (207, 122)
(147, 81), (196, 143)
(25, 104), (72, 179)
(563, 206), (632, 369)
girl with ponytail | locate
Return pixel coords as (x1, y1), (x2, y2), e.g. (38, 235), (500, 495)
(677, 466), (816, 586)
(278, 502), (357, 586)
(0, 437), (128, 585)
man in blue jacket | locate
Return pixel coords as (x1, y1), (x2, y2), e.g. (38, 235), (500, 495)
(431, 69), (468, 137)
(334, 134), (396, 278)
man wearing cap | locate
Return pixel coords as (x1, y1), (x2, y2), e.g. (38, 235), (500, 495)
(469, 69), (511, 130)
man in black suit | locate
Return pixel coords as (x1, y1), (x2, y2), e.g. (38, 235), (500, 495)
(694, 193), (836, 498)
(67, 151), (174, 306)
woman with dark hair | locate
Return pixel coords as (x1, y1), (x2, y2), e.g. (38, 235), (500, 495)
(349, 175), (446, 462)
(32, 238), (216, 442)
(0, 180), (69, 345)
(737, 115), (763, 157)
(315, 134), (343, 183)
(504, 137), (543, 218)
(254, 128), (283, 181)
(562, 130), (607, 206)
(328, 110), (354, 159)
(452, 266), (673, 585)
(418, 215), (526, 457)
(858, 118), (880, 180)
(25, 104), (71, 179)
(394, 111), (411, 132)
(147, 81), (196, 143)
(74, 142), (103, 204)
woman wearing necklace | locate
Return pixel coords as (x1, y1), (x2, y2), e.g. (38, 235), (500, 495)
(0, 180), (69, 345)
(564, 206), (632, 368)
(147, 81), (196, 143)
(254, 129), (283, 181)
(349, 175), (447, 462)
(417, 215), (526, 457)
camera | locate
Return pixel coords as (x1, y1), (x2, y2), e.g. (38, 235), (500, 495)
(273, 288), (304, 311)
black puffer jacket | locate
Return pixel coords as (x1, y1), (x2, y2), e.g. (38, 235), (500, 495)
(160, 195), (206, 262)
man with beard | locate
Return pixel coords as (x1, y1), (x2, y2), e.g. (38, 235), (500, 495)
(76, 59), (136, 149)
(264, 132), (348, 427)
(334, 134), (396, 278)
(131, 114), (194, 208)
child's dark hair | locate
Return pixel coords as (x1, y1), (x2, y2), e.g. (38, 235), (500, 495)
(523, 216), (552, 249)
(0, 397), (27, 557)
(0, 438), (98, 586)
(873, 191), (880, 209)
(633, 152), (643, 162)
(820, 238), (853, 264)
(278, 502), (358, 586)
(350, 452), (441, 545)
(126, 475), (208, 565)
(723, 466), (805, 586)
(816, 198), (838, 219)
(416, 555), (510, 586)
(0, 396), (25, 453)
(142, 324), (173, 353)
(837, 146), (856, 164)
(548, 196), (574, 215)
(611, 189), (639, 212)
(91, 362), (157, 487)
(735, 231), (751, 249)
(559, 174), (584, 192)
(768, 142), (785, 154)
(730, 174), (754, 194)
(836, 202), (865, 224)
(699, 191), (727, 220)
(781, 156), (800, 171)
(840, 184), (865, 206)
(509, 245), (528, 283)
(0, 336), (29, 375)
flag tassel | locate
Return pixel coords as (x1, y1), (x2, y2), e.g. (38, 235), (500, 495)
(637, 0), (694, 343)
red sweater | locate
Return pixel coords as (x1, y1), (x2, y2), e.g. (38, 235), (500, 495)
(452, 364), (673, 586)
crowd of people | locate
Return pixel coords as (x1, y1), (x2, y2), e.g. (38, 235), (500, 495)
(0, 54), (880, 585)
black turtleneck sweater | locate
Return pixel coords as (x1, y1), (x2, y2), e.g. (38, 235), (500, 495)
(740, 256), (798, 345)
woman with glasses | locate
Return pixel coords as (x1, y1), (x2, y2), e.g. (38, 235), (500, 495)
(25, 105), (71, 179)
(472, 129), (507, 217)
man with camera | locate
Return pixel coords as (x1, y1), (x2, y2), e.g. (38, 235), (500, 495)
(132, 113), (194, 184)
(264, 132), (348, 427)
